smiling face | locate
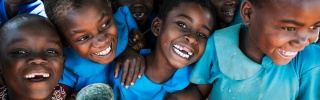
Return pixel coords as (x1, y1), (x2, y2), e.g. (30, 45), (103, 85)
(0, 18), (64, 99)
(117, 0), (154, 28)
(152, 2), (214, 68)
(211, 0), (239, 24)
(241, 0), (320, 65)
(59, 1), (118, 64)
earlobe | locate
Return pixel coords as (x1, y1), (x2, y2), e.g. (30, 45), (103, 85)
(151, 17), (162, 36)
(240, 0), (254, 26)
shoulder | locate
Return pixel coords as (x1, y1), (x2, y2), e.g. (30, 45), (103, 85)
(294, 44), (320, 75)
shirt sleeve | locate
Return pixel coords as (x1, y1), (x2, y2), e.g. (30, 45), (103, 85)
(297, 66), (320, 100)
(189, 35), (216, 84)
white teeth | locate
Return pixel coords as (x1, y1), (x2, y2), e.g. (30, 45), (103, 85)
(24, 73), (50, 79)
(173, 44), (194, 59)
(279, 49), (298, 56)
(94, 46), (111, 56)
(133, 13), (145, 18)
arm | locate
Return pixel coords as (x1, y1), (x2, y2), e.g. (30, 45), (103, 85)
(164, 83), (212, 100)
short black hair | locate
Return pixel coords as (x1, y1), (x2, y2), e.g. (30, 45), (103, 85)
(0, 14), (54, 47)
(157, 0), (216, 30)
(248, 0), (276, 7)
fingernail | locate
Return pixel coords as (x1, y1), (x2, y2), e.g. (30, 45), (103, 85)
(138, 76), (141, 78)
(131, 82), (134, 86)
(125, 86), (129, 89)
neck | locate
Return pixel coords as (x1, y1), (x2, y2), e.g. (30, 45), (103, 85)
(239, 28), (265, 64)
(145, 52), (178, 84)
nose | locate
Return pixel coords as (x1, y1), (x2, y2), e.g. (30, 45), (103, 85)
(27, 54), (48, 65)
(185, 34), (198, 44)
(225, 0), (238, 7)
(291, 32), (311, 48)
(92, 34), (107, 48)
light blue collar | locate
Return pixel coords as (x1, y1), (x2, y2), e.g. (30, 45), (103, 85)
(214, 24), (272, 80)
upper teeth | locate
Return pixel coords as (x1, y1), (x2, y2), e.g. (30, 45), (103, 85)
(94, 46), (111, 56)
(279, 49), (298, 56)
(24, 73), (50, 79)
(173, 44), (193, 59)
(133, 13), (145, 18)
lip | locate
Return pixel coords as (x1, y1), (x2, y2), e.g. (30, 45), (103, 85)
(22, 69), (52, 83)
(221, 9), (236, 17)
(276, 48), (298, 59)
(171, 44), (194, 60)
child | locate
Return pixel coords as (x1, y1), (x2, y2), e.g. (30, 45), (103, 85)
(110, 0), (215, 99)
(169, 0), (320, 99)
(0, 0), (46, 26)
(115, 0), (158, 51)
(210, 0), (239, 29)
(43, 0), (144, 94)
(0, 14), (66, 100)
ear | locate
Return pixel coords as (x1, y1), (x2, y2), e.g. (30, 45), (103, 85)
(151, 17), (162, 37)
(240, 0), (254, 26)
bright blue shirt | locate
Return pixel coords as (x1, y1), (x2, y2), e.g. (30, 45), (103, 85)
(190, 24), (320, 100)
(59, 6), (138, 92)
(111, 65), (193, 100)
(0, 0), (46, 26)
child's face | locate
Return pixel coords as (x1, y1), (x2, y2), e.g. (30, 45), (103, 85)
(60, 1), (118, 64)
(242, 0), (320, 65)
(0, 22), (64, 99)
(117, 0), (154, 27)
(154, 2), (214, 68)
(211, 0), (239, 24)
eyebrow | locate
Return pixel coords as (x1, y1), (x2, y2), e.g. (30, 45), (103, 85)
(9, 38), (61, 46)
(280, 19), (305, 26)
(72, 12), (107, 34)
(176, 14), (212, 32)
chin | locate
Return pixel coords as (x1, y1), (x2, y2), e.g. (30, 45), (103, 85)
(273, 60), (291, 66)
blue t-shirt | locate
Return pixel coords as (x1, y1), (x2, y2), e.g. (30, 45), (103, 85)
(59, 6), (138, 92)
(190, 24), (320, 100)
(111, 65), (193, 100)
(0, 0), (46, 26)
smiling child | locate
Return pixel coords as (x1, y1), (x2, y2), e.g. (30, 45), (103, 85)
(0, 14), (66, 100)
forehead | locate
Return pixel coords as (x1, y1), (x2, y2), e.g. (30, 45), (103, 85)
(2, 23), (60, 46)
(167, 2), (213, 24)
(256, 0), (320, 23)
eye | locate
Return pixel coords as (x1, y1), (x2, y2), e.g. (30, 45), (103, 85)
(177, 22), (187, 29)
(282, 27), (296, 31)
(309, 26), (320, 30)
(45, 50), (57, 54)
(76, 35), (90, 42)
(100, 20), (111, 31)
(197, 32), (208, 39)
(12, 50), (28, 54)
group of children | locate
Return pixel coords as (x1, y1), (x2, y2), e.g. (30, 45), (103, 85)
(0, 0), (319, 100)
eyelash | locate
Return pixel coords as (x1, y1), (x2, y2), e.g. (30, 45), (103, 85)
(282, 27), (296, 31)
(198, 33), (208, 39)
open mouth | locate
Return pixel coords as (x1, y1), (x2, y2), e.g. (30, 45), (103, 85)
(173, 44), (193, 59)
(132, 13), (145, 19)
(277, 49), (298, 58)
(222, 10), (235, 16)
(24, 72), (50, 82)
(93, 45), (111, 56)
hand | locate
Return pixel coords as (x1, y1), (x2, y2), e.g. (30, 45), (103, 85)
(114, 47), (145, 88)
(128, 29), (146, 51)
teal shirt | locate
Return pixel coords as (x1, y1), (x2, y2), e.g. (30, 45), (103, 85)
(190, 24), (320, 100)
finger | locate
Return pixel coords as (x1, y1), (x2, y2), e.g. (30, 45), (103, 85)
(121, 60), (130, 86)
(114, 59), (122, 78)
(125, 58), (136, 88)
(138, 56), (146, 78)
(130, 57), (141, 85)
